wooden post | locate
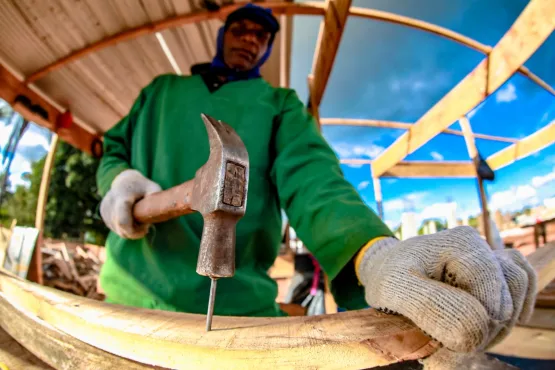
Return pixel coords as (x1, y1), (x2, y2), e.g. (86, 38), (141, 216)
(476, 176), (492, 246)
(459, 117), (493, 246)
(373, 177), (383, 219)
(28, 133), (59, 284)
(307, 75), (321, 129)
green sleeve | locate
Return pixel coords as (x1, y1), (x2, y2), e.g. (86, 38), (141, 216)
(270, 90), (393, 309)
(96, 77), (159, 197)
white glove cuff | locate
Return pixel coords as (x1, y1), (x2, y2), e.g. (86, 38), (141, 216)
(358, 237), (398, 287)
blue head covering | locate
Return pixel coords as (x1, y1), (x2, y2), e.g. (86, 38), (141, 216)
(211, 3), (279, 80)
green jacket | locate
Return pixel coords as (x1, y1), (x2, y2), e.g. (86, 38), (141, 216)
(97, 73), (392, 316)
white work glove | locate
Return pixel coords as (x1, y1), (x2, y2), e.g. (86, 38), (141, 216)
(100, 169), (162, 239)
(357, 226), (537, 354)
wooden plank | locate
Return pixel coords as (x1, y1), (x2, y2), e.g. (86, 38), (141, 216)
(0, 64), (100, 156)
(459, 117), (478, 160)
(459, 117), (493, 247)
(279, 14), (293, 88)
(527, 244), (555, 292)
(307, 75), (321, 127)
(1, 245), (554, 367)
(373, 177), (383, 219)
(310, 0), (352, 107)
(487, 122), (555, 170)
(0, 269), (438, 369)
(0, 292), (152, 369)
(29, 134), (59, 286)
(382, 161), (476, 178)
(488, 326), (555, 360)
(371, 0), (555, 177)
(521, 308), (555, 330)
(0, 325), (52, 370)
(321, 118), (519, 143)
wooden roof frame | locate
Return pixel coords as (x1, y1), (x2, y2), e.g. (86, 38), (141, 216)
(371, 0), (555, 178)
(0, 0), (551, 165)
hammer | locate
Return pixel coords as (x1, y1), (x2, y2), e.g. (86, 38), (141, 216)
(132, 113), (249, 331)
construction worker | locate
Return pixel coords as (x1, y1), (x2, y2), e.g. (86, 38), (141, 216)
(98, 3), (536, 364)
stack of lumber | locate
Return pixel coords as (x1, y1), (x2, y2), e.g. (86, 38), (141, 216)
(41, 242), (104, 300)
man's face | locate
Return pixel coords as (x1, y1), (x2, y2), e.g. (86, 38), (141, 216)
(223, 19), (271, 71)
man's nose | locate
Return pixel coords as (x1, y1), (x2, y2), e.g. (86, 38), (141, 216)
(240, 31), (258, 44)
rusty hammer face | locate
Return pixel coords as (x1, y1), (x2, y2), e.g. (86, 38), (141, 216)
(132, 113), (249, 280)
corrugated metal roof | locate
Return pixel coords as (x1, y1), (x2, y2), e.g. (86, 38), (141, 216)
(0, 0), (287, 133)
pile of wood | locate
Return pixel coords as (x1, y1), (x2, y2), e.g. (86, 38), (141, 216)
(41, 242), (104, 300)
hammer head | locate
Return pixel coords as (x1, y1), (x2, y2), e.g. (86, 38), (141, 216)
(193, 114), (249, 279)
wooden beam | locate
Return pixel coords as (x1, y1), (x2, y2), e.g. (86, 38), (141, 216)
(0, 326), (51, 370)
(279, 14), (293, 88)
(321, 118), (518, 143)
(307, 75), (321, 127)
(321, 118), (413, 130)
(487, 121), (555, 170)
(521, 308), (555, 330)
(527, 243), (555, 293)
(309, 0), (352, 107)
(341, 159), (477, 179)
(459, 117), (493, 247)
(0, 289), (151, 369)
(0, 64), (100, 156)
(488, 326), (555, 360)
(0, 269), (439, 369)
(373, 177), (383, 219)
(27, 134), (59, 286)
(371, 0), (555, 178)
(382, 161), (476, 178)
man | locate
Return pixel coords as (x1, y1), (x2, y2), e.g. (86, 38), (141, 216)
(98, 3), (536, 364)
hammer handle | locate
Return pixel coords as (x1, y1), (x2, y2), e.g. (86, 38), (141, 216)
(133, 180), (196, 224)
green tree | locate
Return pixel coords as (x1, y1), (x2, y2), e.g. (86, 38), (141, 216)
(2, 142), (109, 245)
(44, 142), (108, 244)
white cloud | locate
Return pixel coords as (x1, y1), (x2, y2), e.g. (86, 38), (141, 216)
(344, 163), (363, 169)
(490, 185), (537, 211)
(383, 192), (427, 213)
(419, 202), (455, 220)
(334, 142), (385, 159)
(496, 82), (517, 103)
(357, 181), (370, 190)
(430, 151), (444, 161)
(532, 167), (555, 188)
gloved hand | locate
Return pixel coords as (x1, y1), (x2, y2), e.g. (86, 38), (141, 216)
(357, 226), (537, 353)
(100, 169), (162, 239)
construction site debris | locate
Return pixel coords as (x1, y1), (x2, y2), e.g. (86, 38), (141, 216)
(41, 242), (104, 300)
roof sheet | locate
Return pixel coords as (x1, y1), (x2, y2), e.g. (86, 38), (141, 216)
(0, 0), (285, 133)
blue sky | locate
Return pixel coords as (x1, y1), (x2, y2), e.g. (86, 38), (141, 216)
(290, 0), (555, 228)
(1, 0), (554, 230)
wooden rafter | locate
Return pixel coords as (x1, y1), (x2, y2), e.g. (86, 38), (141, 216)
(0, 64), (100, 156)
(371, 0), (555, 178)
(21, 2), (554, 97)
(486, 121), (555, 171)
(309, 0), (352, 107)
(321, 118), (518, 143)
(340, 159), (476, 178)
(382, 161), (476, 178)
